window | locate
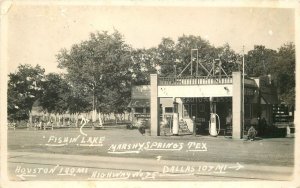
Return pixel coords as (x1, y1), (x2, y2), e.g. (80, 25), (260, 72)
(165, 107), (173, 113)
(135, 108), (144, 113)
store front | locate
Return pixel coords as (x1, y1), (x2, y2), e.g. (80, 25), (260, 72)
(128, 72), (278, 139)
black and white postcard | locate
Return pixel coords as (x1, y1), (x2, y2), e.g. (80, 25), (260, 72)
(1, 1), (299, 188)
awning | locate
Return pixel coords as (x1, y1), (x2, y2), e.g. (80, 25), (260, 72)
(261, 93), (278, 104)
(128, 99), (150, 108)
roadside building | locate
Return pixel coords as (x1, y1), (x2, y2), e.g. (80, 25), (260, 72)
(128, 72), (280, 139)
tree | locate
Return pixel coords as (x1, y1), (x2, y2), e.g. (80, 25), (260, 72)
(151, 35), (240, 77)
(7, 64), (45, 122)
(214, 43), (241, 75)
(245, 43), (295, 107)
(156, 37), (178, 76)
(57, 30), (133, 116)
(129, 35), (241, 80)
(129, 48), (157, 85)
(39, 73), (71, 115)
(174, 35), (218, 77)
(272, 43), (295, 106)
(67, 84), (91, 115)
(245, 45), (277, 77)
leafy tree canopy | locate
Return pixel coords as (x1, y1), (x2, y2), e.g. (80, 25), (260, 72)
(245, 45), (277, 77)
(273, 43), (295, 106)
(39, 73), (71, 114)
(245, 43), (295, 106)
(57, 30), (133, 113)
(7, 64), (45, 121)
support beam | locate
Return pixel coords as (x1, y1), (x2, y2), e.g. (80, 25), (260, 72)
(172, 98), (179, 135)
(232, 72), (243, 139)
(150, 74), (160, 136)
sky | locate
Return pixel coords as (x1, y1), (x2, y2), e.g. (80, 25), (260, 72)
(6, 4), (295, 73)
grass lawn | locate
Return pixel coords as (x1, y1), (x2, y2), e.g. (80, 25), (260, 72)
(7, 127), (294, 166)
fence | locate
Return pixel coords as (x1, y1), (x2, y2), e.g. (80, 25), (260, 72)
(158, 76), (233, 86)
(7, 112), (132, 130)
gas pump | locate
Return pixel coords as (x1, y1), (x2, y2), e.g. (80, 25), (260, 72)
(209, 97), (220, 136)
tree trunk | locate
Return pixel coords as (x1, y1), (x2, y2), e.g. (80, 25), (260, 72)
(114, 113), (117, 124)
(62, 114), (65, 126)
(92, 109), (97, 122)
(29, 111), (32, 127)
(98, 112), (103, 126)
(75, 113), (79, 128)
(56, 114), (59, 127)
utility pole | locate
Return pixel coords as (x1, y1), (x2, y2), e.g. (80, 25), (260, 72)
(242, 46), (245, 138)
(92, 60), (97, 123)
(191, 50), (193, 76)
(173, 64), (177, 84)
